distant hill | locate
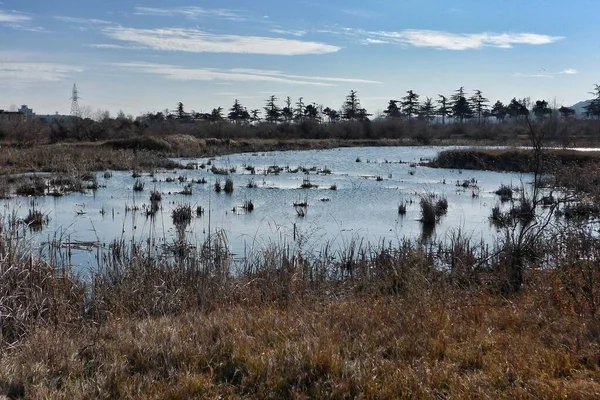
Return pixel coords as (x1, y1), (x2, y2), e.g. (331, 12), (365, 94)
(570, 99), (593, 116)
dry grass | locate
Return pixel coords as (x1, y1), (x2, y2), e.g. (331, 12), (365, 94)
(1, 279), (600, 399)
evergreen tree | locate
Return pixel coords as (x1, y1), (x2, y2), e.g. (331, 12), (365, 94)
(228, 99), (249, 124)
(383, 100), (401, 118)
(264, 95), (281, 123)
(436, 95), (452, 124)
(470, 90), (489, 124)
(294, 97), (306, 121)
(418, 97), (435, 123)
(558, 106), (575, 120)
(250, 109), (261, 123)
(532, 100), (552, 122)
(304, 103), (319, 121)
(491, 100), (507, 123)
(401, 90), (420, 120)
(210, 107), (223, 122)
(584, 84), (600, 119)
(281, 96), (294, 122)
(176, 102), (188, 119)
(323, 107), (340, 123)
(451, 87), (473, 123)
(342, 90), (362, 120)
(506, 98), (529, 121)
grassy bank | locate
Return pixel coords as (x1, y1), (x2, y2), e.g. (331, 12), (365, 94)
(429, 148), (600, 173)
(0, 136), (523, 175)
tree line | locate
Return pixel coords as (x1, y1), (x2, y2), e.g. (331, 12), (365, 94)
(140, 84), (600, 126)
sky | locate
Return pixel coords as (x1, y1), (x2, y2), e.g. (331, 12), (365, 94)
(0, 0), (598, 117)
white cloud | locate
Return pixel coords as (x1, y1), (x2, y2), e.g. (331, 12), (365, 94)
(103, 27), (341, 55)
(513, 72), (554, 79)
(0, 10), (30, 23)
(341, 28), (563, 50)
(560, 69), (578, 75)
(111, 62), (379, 86)
(270, 28), (307, 37)
(134, 6), (244, 21)
(0, 62), (82, 84)
(53, 16), (113, 25)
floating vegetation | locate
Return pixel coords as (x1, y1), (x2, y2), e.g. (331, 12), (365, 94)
(247, 179), (258, 188)
(211, 166), (229, 175)
(329, 184), (338, 191)
(267, 165), (284, 175)
(355, 157), (362, 163)
(319, 197), (331, 202)
(300, 178), (318, 189)
(229, 166), (237, 174)
(293, 200), (308, 207)
(178, 175), (187, 183)
(457, 178), (478, 189)
(133, 179), (145, 192)
(195, 177), (208, 184)
(376, 176), (384, 182)
(181, 184), (193, 195)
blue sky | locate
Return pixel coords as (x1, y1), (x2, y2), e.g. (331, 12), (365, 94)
(1, 0), (597, 117)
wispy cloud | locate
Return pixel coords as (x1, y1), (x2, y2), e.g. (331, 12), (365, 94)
(560, 68), (578, 75)
(102, 27), (341, 55)
(0, 9), (30, 23)
(514, 68), (579, 79)
(513, 72), (554, 79)
(337, 28), (562, 50)
(53, 16), (113, 25)
(270, 28), (307, 37)
(0, 62), (82, 84)
(112, 62), (379, 86)
(134, 6), (244, 21)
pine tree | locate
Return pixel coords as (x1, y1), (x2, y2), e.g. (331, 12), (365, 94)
(470, 90), (489, 124)
(437, 95), (452, 124)
(401, 90), (420, 120)
(451, 87), (473, 123)
(383, 100), (401, 118)
(264, 95), (281, 123)
(584, 84), (600, 119)
(491, 101), (507, 123)
(418, 97), (435, 123)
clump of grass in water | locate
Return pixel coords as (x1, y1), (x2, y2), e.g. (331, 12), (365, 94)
(224, 177), (234, 194)
(103, 171), (112, 179)
(398, 202), (407, 215)
(242, 200), (254, 212)
(133, 179), (145, 192)
(215, 179), (222, 193)
(150, 190), (162, 202)
(23, 208), (49, 231)
(181, 184), (193, 195)
(419, 192), (448, 225)
(172, 204), (192, 225)
(300, 178), (318, 189)
(247, 179), (258, 188)
(196, 205), (204, 217)
(16, 177), (46, 197)
(329, 184), (337, 191)
(495, 184), (513, 202)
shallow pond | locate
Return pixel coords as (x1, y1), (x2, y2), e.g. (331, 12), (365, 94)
(2, 146), (534, 269)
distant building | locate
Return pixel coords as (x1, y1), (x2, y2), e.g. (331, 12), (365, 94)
(18, 105), (33, 120)
(0, 110), (26, 123)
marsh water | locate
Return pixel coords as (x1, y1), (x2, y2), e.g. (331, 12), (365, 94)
(3, 146), (534, 269)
